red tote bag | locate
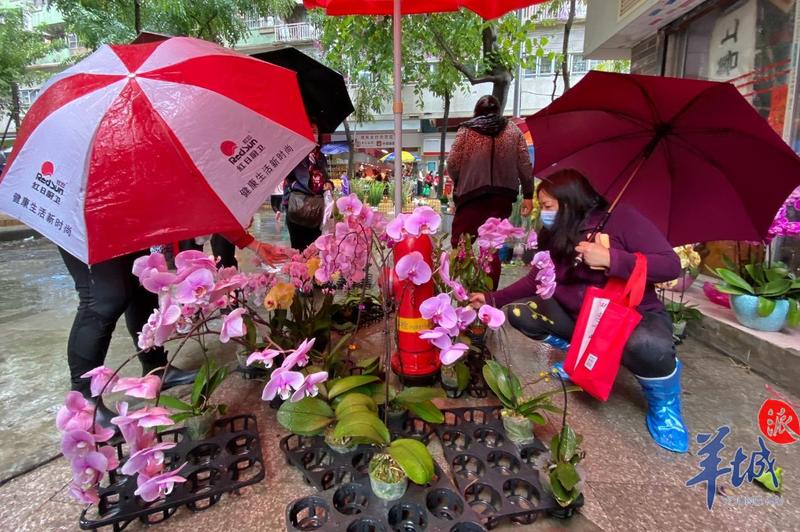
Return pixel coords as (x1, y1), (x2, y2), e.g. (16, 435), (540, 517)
(563, 253), (647, 401)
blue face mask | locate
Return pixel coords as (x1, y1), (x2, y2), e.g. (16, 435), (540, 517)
(540, 210), (557, 229)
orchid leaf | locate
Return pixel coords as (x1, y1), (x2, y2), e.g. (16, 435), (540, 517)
(715, 268), (754, 295)
(406, 401), (445, 424)
(757, 297), (777, 317)
(335, 393), (378, 419)
(333, 411), (390, 445)
(758, 279), (792, 298)
(765, 266), (790, 283)
(327, 375), (380, 399)
(788, 300), (799, 328)
(455, 361), (470, 392)
(395, 387), (445, 404)
(277, 397), (334, 436)
(387, 438), (434, 485)
(525, 412), (547, 425)
(158, 395), (192, 411)
(555, 462), (581, 491)
(191, 362), (209, 407)
(483, 360), (515, 407)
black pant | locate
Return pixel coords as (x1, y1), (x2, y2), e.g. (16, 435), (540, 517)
(506, 296), (676, 378)
(59, 248), (168, 397)
(287, 220), (321, 252)
(179, 235), (237, 268)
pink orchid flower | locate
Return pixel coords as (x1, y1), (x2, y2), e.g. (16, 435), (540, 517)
(125, 406), (174, 428)
(175, 250), (216, 273)
(419, 327), (455, 350)
(112, 375), (162, 400)
(420, 293), (458, 330)
(531, 250), (554, 270)
(135, 464), (188, 502)
(526, 231), (539, 249)
(80, 366), (119, 398)
(246, 348), (283, 368)
(61, 429), (97, 459)
(336, 194), (363, 216)
(386, 214), (408, 241)
(282, 338), (316, 370)
(140, 270), (177, 294)
(404, 207), (441, 235)
(290, 371), (329, 402)
(71, 450), (111, 488)
(478, 305), (506, 329)
(537, 278), (557, 299)
(111, 402), (156, 452)
(174, 268), (215, 305)
(121, 442), (176, 477)
(262, 368), (305, 401)
(440, 339), (469, 365)
(68, 482), (100, 504)
(395, 252), (433, 286)
(219, 308), (247, 343)
(455, 306), (477, 330)
(56, 391), (94, 432)
(132, 253), (168, 278)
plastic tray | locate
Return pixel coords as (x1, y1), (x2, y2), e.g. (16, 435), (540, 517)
(434, 406), (582, 529)
(79, 415), (265, 531)
(285, 465), (487, 532)
(280, 413), (434, 491)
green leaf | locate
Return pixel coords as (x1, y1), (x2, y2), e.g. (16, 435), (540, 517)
(171, 412), (193, 424)
(158, 395), (192, 411)
(714, 284), (749, 296)
(744, 264), (766, 285)
(395, 387), (445, 404)
(757, 296), (777, 317)
(334, 411), (390, 445)
(549, 469), (572, 504)
(788, 299), (800, 328)
(764, 266), (790, 283)
(191, 362), (209, 407)
(757, 279), (792, 298)
(327, 375), (381, 399)
(555, 462), (581, 491)
(244, 315), (257, 350)
(276, 397), (334, 436)
(387, 438), (434, 485)
(356, 355), (380, 369)
(335, 393), (378, 418)
(715, 268), (755, 295)
(526, 412), (547, 425)
(406, 401), (445, 424)
(753, 466), (782, 493)
(557, 426), (579, 461)
(482, 361), (514, 408)
(455, 361), (470, 392)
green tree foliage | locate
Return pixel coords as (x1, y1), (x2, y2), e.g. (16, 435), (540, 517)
(51, 0), (296, 48)
(0, 7), (60, 113)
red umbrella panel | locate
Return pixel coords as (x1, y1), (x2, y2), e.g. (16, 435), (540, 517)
(305, 0), (546, 18)
(0, 37), (316, 264)
(526, 71), (800, 246)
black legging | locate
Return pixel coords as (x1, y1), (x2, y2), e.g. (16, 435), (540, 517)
(59, 248), (168, 397)
(505, 296), (676, 378)
(287, 220), (321, 253)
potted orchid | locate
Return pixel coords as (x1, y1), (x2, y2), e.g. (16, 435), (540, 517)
(159, 358), (229, 440)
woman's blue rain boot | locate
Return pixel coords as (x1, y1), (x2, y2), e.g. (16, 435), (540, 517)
(635, 359), (689, 453)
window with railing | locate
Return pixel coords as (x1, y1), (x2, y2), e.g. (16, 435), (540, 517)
(66, 33), (79, 49)
(244, 13), (274, 31)
(19, 88), (40, 107)
(571, 54), (588, 74)
(275, 22), (320, 42)
(523, 1), (587, 22)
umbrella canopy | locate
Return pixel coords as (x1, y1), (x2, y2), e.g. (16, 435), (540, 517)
(380, 150), (418, 163)
(252, 47), (354, 134)
(0, 37), (315, 264)
(511, 117), (535, 164)
(305, 0), (549, 213)
(321, 141), (350, 155)
(526, 71), (800, 245)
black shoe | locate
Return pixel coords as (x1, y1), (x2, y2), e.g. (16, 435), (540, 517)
(91, 399), (121, 436)
(150, 366), (200, 391)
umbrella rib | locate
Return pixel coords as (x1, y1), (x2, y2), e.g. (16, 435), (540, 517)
(626, 75), (662, 124)
(667, 136), (761, 238)
(675, 127), (800, 166)
(536, 107), (652, 130)
(538, 130), (653, 173)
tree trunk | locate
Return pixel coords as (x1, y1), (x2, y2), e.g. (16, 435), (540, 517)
(343, 119), (355, 178)
(561, 0), (576, 92)
(10, 82), (20, 131)
(482, 25), (513, 110)
(437, 92), (450, 198)
(134, 0), (142, 33)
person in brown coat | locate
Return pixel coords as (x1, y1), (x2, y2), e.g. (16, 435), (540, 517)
(447, 95), (534, 288)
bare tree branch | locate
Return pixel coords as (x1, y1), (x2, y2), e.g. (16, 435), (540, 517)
(430, 26), (501, 85)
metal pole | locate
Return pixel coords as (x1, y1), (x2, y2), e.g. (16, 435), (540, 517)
(393, 0), (403, 215)
(512, 9), (523, 117)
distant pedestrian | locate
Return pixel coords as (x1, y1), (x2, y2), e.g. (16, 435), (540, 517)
(447, 94), (533, 289)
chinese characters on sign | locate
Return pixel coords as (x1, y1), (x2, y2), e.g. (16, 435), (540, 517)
(11, 193), (72, 236)
(758, 396), (799, 445)
(685, 425), (779, 510)
(238, 144), (295, 199)
(708, 0), (756, 82)
(354, 133), (395, 149)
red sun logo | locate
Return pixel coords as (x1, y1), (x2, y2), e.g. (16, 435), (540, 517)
(220, 141), (238, 157)
(41, 161), (55, 176)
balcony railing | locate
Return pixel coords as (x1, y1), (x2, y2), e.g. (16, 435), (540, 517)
(275, 22), (320, 43)
(523, 1), (587, 22)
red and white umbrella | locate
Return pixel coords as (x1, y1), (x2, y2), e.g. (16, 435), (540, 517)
(0, 37), (315, 264)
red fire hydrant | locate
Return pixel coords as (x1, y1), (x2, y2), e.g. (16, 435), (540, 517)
(390, 234), (440, 384)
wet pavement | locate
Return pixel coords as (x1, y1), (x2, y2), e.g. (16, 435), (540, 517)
(0, 212), (798, 530)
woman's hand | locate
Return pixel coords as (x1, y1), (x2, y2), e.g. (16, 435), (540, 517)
(469, 293), (486, 309)
(575, 233), (611, 270)
(520, 199), (533, 217)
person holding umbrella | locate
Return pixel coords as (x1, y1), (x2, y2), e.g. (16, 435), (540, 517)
(470, 169), (689, 453)
(448, 95), (534, 289)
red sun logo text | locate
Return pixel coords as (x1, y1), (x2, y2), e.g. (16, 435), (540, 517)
(758, 398), (800, 445)
(220, 141), (238, 157)
(41, 161), (55, 176)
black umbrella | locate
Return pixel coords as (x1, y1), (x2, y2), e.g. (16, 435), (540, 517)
(252, 47), (354, 134)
